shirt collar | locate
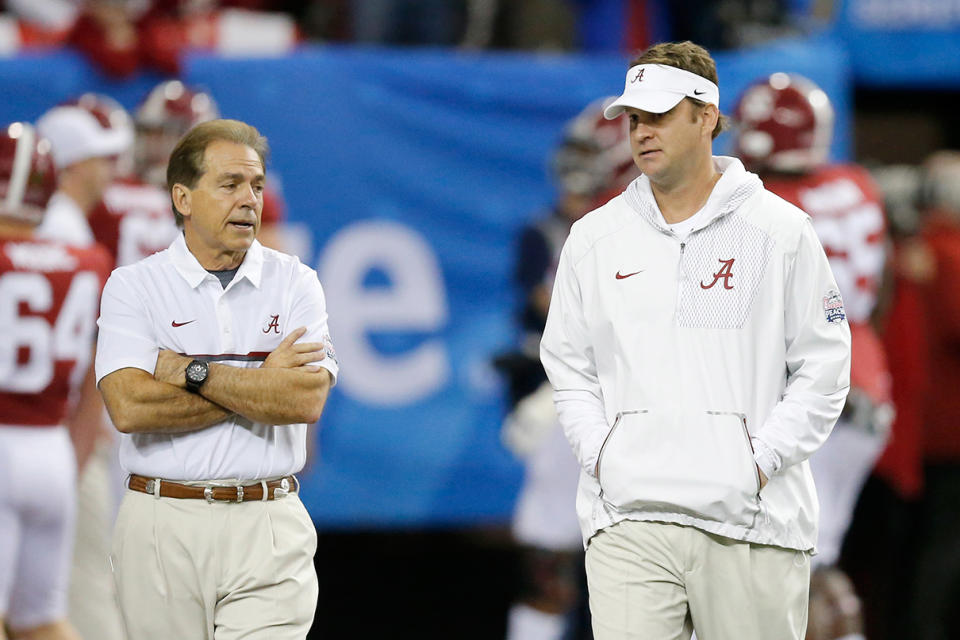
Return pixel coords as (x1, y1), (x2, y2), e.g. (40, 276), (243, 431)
(234, 238), (264, 288)
(624, 156), (762, 234)
(170, 233), (265, 290)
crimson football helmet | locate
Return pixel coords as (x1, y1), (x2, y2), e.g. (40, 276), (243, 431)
(0, 122), (57, 224)
(733, 73), (834, 174)
(135, 80), (219, 186)
(553, 97), (638, 203)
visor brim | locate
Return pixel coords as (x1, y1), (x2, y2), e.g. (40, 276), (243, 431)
(603, 92), (687, 119)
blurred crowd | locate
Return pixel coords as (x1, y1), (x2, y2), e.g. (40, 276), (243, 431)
(0, 0), (817, 76)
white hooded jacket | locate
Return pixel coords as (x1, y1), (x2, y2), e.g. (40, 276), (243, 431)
(540, 157), (851, 551)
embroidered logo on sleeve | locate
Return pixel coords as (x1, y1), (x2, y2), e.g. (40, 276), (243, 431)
(322, 333), (339, 366)
(823, 290), (846, 324)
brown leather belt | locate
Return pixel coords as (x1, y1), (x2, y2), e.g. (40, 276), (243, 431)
(128, 474), (298, 503)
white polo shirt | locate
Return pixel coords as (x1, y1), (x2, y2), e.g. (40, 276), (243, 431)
(95, 233), (339, 482)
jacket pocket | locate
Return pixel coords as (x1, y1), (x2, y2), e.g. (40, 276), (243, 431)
(596, 408), (761, 526)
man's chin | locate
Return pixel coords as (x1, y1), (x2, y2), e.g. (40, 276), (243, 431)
(223, 236), (255, 253)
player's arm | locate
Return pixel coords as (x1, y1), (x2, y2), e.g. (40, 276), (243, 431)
(67, 351), (109, 471)
(869, 236), (896, 332)
(154, 327), (332, 425)
(99, 366), (232, 434)
(517, 225), (552, 320)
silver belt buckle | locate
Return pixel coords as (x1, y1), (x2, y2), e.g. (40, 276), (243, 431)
(273, 477), (290, 499)
(203, 483), (244, 503)
(144, 478), (162, 499)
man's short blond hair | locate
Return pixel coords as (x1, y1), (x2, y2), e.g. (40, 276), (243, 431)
(630, 41), (729, 139)
(167, 119), (269, 226)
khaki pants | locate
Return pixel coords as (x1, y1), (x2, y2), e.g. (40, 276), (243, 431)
(111, 487), (318, 640)
(586, 520), (809, 640)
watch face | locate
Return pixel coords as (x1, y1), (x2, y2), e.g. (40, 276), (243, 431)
(186, 361), (207, 383)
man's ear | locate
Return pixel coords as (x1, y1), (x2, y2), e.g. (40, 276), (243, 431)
(700, 102), (720, 138)
(701, 103), (719, 137)
(172, 184), (191, 219)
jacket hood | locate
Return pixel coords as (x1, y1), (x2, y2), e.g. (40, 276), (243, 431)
(623, 156), (763, 234)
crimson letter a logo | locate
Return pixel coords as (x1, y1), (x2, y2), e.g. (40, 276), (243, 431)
(700, 258), (735, 290)
(263, 314), (281, 334)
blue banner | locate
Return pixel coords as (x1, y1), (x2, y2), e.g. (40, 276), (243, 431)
(832, 0), (960, 86)
(0, 40), (852, 527)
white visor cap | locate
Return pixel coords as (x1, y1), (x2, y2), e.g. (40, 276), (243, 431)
(604, 64), (720, 119)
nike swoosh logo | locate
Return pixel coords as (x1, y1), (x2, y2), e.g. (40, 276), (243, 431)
(693, 89), (706, 96)
(615, 270), (644, 280)
(171, 320), (196, 328)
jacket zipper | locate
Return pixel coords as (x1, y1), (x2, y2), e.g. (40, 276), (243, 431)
(741, 416), (763, 496)
(675, 241), (687, 322)
(595, 409), (645, 495)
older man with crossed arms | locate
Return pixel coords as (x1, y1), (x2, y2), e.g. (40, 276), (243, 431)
(96, 119), (337, 640)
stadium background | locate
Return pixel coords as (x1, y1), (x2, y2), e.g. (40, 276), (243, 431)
(3, 0), (958, 636)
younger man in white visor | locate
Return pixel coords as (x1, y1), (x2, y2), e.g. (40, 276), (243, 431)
(540, 41), (851, 639)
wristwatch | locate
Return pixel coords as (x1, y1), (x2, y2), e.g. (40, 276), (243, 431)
(184, 359), (209, 393)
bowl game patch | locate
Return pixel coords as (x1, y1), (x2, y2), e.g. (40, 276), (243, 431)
(823, 289), (846, 324)
(322, 333), (339, 365)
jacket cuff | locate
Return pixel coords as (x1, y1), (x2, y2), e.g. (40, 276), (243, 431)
(752, 437), (782, 479)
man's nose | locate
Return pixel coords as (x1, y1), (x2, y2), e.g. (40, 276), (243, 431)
(632, 123), (653, 141)
(239, 183), (258, 207)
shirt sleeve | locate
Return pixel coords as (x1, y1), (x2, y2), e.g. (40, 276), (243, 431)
(754, 218), (852, 475)
(540, 240), (608, 476)
(95, 268), (159, 384)
(289, 264), (339, 385)
(554, 388), (608, 477)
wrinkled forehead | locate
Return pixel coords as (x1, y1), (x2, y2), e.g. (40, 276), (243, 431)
(201, 140), (265, 178)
